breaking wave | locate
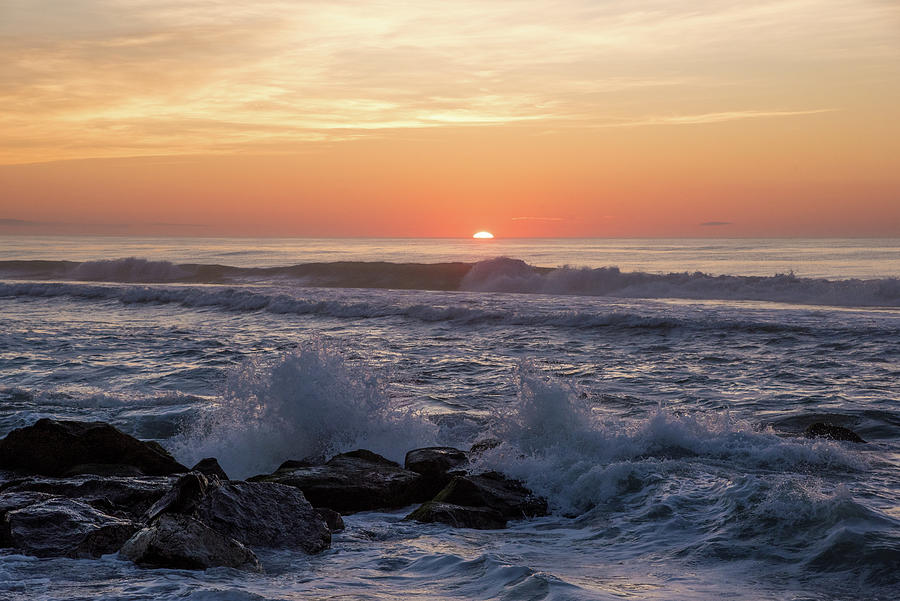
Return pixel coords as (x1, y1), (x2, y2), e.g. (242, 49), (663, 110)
(171, 340), (437, 479)
(1, 256), (898, 306)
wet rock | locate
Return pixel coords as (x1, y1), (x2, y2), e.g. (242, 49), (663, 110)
(191, 458), (229, 480)
(119, 513), (261, 572)
(0, 476), (174, 518)
(469, 439), (502, 457)
(404, 447), (468, 493)
(432, 472), (548, 520)
(405, 501), (507, 530)
(804, 422), (866, 443)
(144, 472), (211, 522)
(0, 419), (187, 477)
(316, 507), (344, 532)
(1, 497), (137, 558)
(194, 481), (330, 554)
(250, 449), (428, 513)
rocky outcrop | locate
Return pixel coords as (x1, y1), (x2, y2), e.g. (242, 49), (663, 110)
(0, 475), (174, 518)
(0, 419), (187, 477)
(804, 422), (866, 443)
(404, 447), (468, 492)
(316, 507), (344, 532)
(143, 472), (211, 522)
(405, 472), (548, 529)
(250, 449), (429, 513)
(432, 472), (548, 519)
(191, 458), (229, 480)
(119, 513), (261, 572)
(193, 481), (330, 554)
(1, 496), (137, 558)
(405, 501), (507, 530)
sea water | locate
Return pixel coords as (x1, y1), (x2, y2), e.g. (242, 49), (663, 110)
(0, 237), (898, 600)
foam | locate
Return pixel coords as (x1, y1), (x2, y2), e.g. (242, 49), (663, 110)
(2, 256), (898, 306)
(171, 340), (437, 479)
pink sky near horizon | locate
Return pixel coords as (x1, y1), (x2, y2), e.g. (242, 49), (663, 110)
(1, 1), (898, 237)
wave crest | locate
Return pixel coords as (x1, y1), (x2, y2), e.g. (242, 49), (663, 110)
(171, 340), (436, 479)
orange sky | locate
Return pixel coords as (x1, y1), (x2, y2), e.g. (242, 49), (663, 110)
(1, 0), (898, 237)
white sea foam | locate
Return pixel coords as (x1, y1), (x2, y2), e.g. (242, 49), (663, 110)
(171, 340), (437, 479)
(474, 363), (869, 515)
(461, 257), (900, 306)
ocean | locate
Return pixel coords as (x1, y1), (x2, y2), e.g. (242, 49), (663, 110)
(0, 236), (898, 600)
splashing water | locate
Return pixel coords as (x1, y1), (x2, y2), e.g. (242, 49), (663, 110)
(172, 339), (437, 478)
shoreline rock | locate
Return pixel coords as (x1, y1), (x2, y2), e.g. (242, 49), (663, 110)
(0, 419), (187, 477)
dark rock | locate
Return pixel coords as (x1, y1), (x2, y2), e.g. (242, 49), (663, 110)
(194, 481), (330, 554)
(804, 422), (866, 443)
(191, 458), (229, 480)
(119, 513), (261, 572)
(404, 447), (468, 493)
(63, 464), (146, 477)
(144, 472), (210, 522)
(316, 507), (344, 532)
(1, 497), (137, 558)
(250, 449), (428, 513)
(277, 459), (318, 470)
(0, 419), (188, 477)
(0, 476), (174, 518)
(405, 501), (507, 529)
(469, 438), (502, 457)
(433, 472), (548, 520)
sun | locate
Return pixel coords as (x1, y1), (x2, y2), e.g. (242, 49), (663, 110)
(473, 231), (494, 239)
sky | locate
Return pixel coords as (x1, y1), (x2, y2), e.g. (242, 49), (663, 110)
(1, 0), (898, 237)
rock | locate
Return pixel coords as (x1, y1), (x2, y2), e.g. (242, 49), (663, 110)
(0, 419), (187, 477)
(0, 476), (174, 518)
(119, 513), (261, 572)
(144, 472), (210, 522)
(432, 472), (548, 520)
(191, 458), (229, 480)
(316, 507), (344, 532)
(404, 447), (468, 493)
(194, 481), (330, 554)
(469, 439), (502, 457)
(1, 497), (137, 558)
(804, 422), (866, 443)
(405, 501), (507, 530)
(250, 449), (429, 513)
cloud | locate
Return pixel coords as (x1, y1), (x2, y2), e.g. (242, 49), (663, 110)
(700, 221), (732, 226)
(0, 1), (897, 163)
(0, 218), (41, 226)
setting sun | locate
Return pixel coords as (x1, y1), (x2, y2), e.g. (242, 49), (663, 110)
(473, 231), (494, 239)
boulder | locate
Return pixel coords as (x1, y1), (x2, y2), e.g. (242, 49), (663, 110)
(316, 507), (344, 532)
(404, 447), (468, 493)
(405, 501), (506, 530)
(432, 472), (548, 520)
(250, 449), (429, 513)
(191, 458), (229, 480)
(0, 476), (174, 518)
(0, 497), (137, 558)
(469, 439), (502, 457)
(804, 422), (866, 443)
(193, 481), (330, 554)
(144, 472), (211, 522)
(119, 513), (261, 572)
(0, 419), (187, 477)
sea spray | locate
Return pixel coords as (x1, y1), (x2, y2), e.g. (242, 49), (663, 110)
(172, 339), (437, 479)
(474, 364), (868, 515)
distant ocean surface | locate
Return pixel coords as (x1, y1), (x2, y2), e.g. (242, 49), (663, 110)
(1, 236), (898, 600)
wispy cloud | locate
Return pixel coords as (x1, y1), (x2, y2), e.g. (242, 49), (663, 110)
(700, 221), (732, 227)
(597, 109), (837, 128)
(0, 1), (897, 163)
(511, 216), (566, 222)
